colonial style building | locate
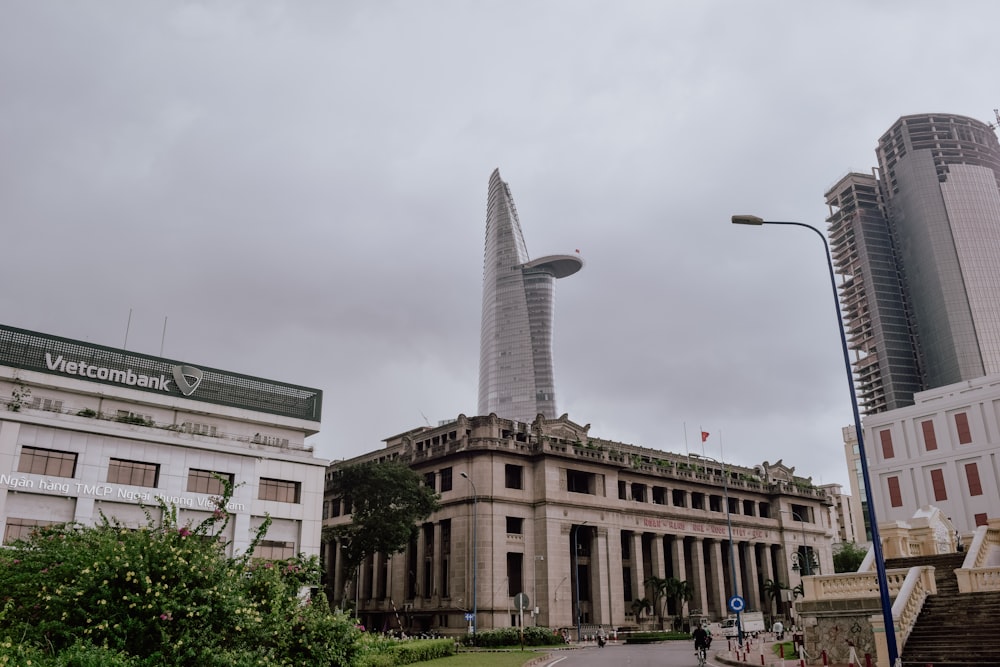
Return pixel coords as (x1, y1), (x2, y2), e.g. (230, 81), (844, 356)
(323, 413), (834, 635)
(1, 323), (326, 558)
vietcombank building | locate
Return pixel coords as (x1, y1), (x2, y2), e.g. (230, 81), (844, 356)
(0, 323), (326, 558)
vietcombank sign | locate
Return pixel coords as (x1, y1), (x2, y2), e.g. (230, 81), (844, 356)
(1, 323), (321, 421)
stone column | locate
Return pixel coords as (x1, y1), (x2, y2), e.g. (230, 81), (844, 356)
(709, 539), (726, 617)
(650, 533), (667, 580)
(632, 532), (646, 614)
(592, 526), (613, 626)
(670, 536), (688, 617)
(745, 543), (762, 612)
(689, 536), (708, 617)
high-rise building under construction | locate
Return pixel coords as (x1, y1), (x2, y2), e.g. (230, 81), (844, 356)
(826, 113), (1000, 415)
(478, 169), (582, 423)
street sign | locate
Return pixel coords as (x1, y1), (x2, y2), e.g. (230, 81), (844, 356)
(728, 595), (745, 613)
(514, 592), (530, 611)
(464, 613), (475, 621)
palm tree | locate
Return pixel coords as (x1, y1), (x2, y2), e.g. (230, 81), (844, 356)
(644, 575), (671, 626)
(631, 597), (651, 626)
(672, 579), (694, 618)
(762, 578), (786, 619)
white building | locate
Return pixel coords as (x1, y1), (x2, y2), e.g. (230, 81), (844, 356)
(1, 323), (326, 558)
(862, 373), (1000, 537)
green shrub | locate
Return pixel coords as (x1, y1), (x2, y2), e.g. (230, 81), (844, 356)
(0, 487), (361, 666)
(462, 626), (566, 648)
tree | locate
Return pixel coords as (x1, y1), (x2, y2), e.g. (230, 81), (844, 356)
(667, 578), (694, 628)
(762, 578), (787, 619)
(833, 541), (868, 573)
(644, 575), (671, 625)
(323, 461), (440, 586)
(631, 597), (651, 625)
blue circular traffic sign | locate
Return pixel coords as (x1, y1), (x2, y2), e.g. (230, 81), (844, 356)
(728, 595), (745, 613)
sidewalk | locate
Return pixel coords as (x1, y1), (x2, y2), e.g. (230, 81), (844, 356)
(712, 637), (862, 667)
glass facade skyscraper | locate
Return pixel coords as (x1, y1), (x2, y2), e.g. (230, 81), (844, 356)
(478, 169), (582, 423)
(826, 113), (1000, 415)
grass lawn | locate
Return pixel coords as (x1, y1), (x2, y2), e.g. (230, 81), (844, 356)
(415, 650), (549, 666)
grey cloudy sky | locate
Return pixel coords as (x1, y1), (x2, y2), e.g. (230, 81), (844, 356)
(3, 1), (998, 489)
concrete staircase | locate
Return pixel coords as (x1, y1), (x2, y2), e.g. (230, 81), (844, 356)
(887, 552), (1000, 666)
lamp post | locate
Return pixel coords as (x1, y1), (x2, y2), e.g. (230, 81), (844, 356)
(572, 521), (588, 642)
(732, 214), (899, 666)
(460, 472), (478, 637)
(781, 510), (817, 576)
(692, 453), (742, 646)
(532, 555), (545, 625)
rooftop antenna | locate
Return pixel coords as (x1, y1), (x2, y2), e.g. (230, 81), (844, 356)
(123, 308), (133, 350)
(160, 316), (168, 356)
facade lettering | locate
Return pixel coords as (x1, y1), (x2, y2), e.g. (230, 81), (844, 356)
(1, 474), (35, 489)
(641, 516), (769, 540)
(2, 475), (246, 512)
(45, 353), (172, 392)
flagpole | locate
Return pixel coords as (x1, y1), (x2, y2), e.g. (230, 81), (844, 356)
(683, 423), (690, 458)
(700, 426), (706, 457)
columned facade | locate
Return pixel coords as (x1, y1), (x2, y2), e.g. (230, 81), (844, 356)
(324, 413), (834, 635)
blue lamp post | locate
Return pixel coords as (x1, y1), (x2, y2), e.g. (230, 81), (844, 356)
(731, 214), (899, 666)
(460, 472), (478, 637)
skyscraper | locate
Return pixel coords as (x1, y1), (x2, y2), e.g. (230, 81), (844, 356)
(826, 113), (1000, 415)
(478, 169), (582, 423)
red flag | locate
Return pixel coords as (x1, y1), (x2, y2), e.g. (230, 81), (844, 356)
(701, 431), (710, 442)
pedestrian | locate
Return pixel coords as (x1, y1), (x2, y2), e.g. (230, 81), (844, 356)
(772, 619), (784, 641)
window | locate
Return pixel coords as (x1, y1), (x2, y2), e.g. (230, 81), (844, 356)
(255, 540), (295, 560)
(622, 567), (633, 601)
(955, 413), (972, 444)
(672, 489), (687, 507)
(930, 469), (947, 501)
(506, 552), (523, 597)
(652, 487), (666, 505)
(758, 502), (771, 519)
(187, 469), (234, 495)
(504, 464), (523, 489)
(620, 532), (631, 559)
(18, 447), (77, 478)
(921, 420), (938, 451)
(424, 472), (436, 490)
(4, 517), (56, 544)
(631, 483), (647, 502)
(879, 430), (894, 459)
(964, 463), (983, 496)
(975, 513), (988, 527)
(440, 467), (453, 492)
(618, 480), (627, 500)
(107, 458), (159, 488)
(691, 492), (704, 510)
(709, 495), (723, 512)
(506, 516), (524, 534)
(258, 478), (301, 503)
(742, 499), (756, 517)
(567, 469), (594, 494)
(887, 476), (903, 508)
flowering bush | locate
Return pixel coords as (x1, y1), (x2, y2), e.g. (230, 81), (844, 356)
(0, 490), (360, 666)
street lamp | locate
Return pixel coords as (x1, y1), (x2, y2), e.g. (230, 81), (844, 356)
(731, 214), (899, 666)
(460, 472), (478, 637)
(781, 510), (818, 576)
(572, 521), (588, 642)
(691, 453), (742, 646)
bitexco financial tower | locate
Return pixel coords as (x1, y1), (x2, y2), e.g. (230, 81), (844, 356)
(477, 169), (582, 424)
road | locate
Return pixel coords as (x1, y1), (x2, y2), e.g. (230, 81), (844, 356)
(536, 641), (724, 667)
